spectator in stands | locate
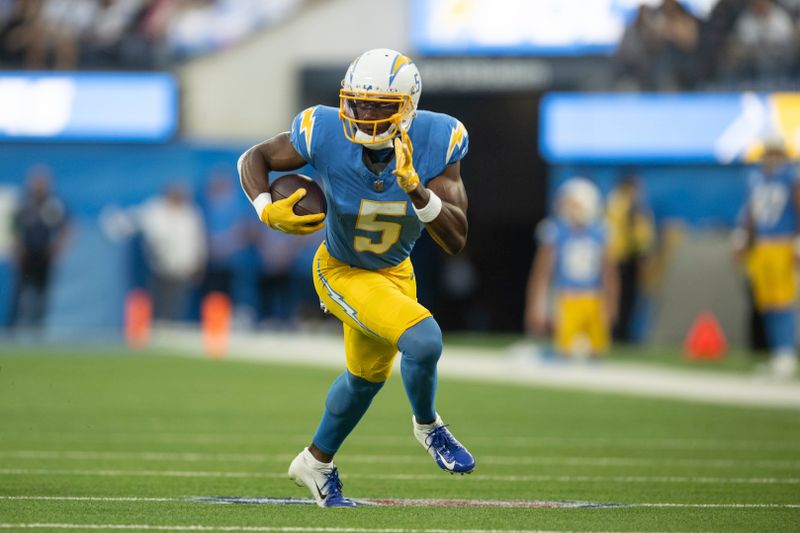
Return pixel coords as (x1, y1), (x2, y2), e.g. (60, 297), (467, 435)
(26, 0), (97, 69)
(616, 0), (700, 89)
(9, 165), (70, 334)
(651, 0), (701, 88)
(606, 172), (655, 343)
(84, 0), (146, 67)
(0, 0), (38, 66)
(616, 5), (661, 88)
(695, 0), (750, 83)
(725, 0), (796, 81)
(0, 0), (304, 69)
(137, 182), (207, 321)
(201, 168), (248, 298)
(777, 0), (800, 18)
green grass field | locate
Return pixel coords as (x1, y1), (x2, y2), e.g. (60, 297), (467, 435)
(1, 349), (799, 532)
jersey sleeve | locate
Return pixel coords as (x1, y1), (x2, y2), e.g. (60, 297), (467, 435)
(289, 106), (319, 165)
(444, 119), (469, 166)
(792, 165), (800, 184)
(536, 218), (558, 246)
(598, 222), (610, 246)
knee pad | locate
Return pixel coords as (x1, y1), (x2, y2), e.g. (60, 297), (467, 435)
(398, 317), (443, 366)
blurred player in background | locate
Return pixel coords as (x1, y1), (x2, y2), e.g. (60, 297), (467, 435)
(10, 165), (70, 335)
(732, 136), (800, 379)
(238, 48), (474, 507)
(525, 178), (618, 359)
(606, 172), (654, 343)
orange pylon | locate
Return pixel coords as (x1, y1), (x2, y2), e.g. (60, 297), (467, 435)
(202, 292), (231, 359)
(684, 312), (727, 360)
(124, 289), (152, 350)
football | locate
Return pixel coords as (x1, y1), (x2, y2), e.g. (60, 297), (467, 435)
(269, 173), (327, 216)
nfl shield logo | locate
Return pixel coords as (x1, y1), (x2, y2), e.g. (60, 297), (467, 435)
(372, 179), (384, 192)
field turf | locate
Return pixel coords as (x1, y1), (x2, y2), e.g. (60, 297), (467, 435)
(0, 349), (798, 532)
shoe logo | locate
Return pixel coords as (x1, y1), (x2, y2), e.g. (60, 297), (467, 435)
(313, 481), (327, 501)
(435, 450), (456, 470)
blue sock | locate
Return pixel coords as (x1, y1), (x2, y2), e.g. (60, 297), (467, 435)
(763, 309), (796, 353)
(398, 317), (442, 423)
(312, 371), (384, 455)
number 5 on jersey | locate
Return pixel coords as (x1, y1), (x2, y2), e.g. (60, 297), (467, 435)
(354, 200), (407, 254)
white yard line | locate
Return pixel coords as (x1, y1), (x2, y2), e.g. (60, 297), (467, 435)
(1, 496), (799, 509)
(1, 450), (798, 470)
(0, 524), (724, 533)
(11, 431), (800, 452)
(153, 329), (800, 410)
(0, 468), (797, 485)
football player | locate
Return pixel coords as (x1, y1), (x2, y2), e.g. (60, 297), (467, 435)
(732, 135), (800, 379)
(238, 49), (474, 507)
(525, 178), (618, 359)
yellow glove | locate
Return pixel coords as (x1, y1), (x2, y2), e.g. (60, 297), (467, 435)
(393, 129), (420, 193)
(260, 188), (325, 235)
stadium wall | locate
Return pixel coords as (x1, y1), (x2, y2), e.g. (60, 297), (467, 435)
(0, 143), (246, 334)
(178, 0), (407, 142)
(0, 142), (762, 344)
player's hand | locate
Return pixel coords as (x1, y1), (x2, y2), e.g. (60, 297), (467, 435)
(393, 129), (420, 193)
(604, 301), (618, 327)
(260, 189), (325, 235)
(525, 306), (549, 337)
(531, 310), (549, 336)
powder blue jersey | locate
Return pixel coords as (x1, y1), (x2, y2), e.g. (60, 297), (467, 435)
(747, 165), (800, 239)
(538, 217), (607, 291)
(289, 105), (468, 270)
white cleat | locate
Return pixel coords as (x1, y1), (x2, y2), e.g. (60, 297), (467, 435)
(287, 447), (356, 508)
(771, 354), (798, 381)
(413, 414), (476, 474)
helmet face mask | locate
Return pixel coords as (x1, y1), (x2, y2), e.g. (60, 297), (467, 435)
(339, 90), (413, 145)
(339, 49), (421, 148)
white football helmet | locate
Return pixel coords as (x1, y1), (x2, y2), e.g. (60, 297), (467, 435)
(557, 177), (601, 227)
(339, 48), (422, 149)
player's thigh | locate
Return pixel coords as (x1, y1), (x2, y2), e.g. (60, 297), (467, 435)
(586, 297), (610, 354)
(313, 246), (430, 345)
(343, 324), (398, 383)
(555, 296), (582, 352)
(750, 242), (796, 309)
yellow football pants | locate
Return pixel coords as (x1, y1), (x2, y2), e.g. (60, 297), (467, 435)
(747, 240), (797, 311)
(555, 292), (610, 356)
(312, 243), (432, 383)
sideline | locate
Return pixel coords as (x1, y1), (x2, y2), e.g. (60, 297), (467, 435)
(151, 328), (800, 410)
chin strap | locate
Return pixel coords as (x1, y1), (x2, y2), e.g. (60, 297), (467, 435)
(363, 139), (394, 151)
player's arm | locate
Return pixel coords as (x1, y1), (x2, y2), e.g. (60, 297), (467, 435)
(410, 163), (467, 255)
(238, 133), (324, 235)
(793, 177), (800, 259)
(393, 130), (467, 255)
(731, 204), (753, 264)
(601, 246), (619, 326)
(524, 243), (555, 336)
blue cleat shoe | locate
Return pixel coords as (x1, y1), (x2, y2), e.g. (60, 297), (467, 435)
(413, 414), (476, 474)
(288, 447), (357, 508)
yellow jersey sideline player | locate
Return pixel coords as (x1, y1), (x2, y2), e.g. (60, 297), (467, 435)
(238, 49), (474, 507)
(525, 178), (618, 359)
